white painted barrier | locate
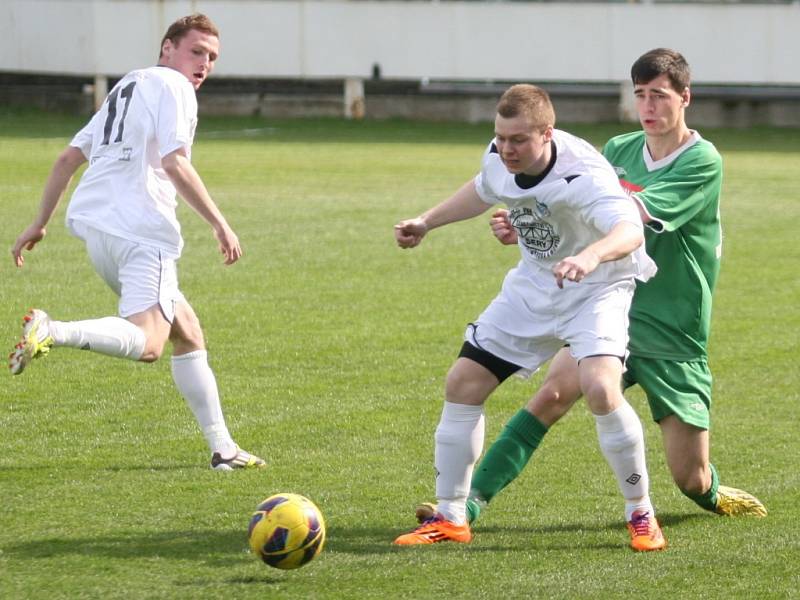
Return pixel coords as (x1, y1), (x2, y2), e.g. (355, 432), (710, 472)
(2, 0), (799, 85)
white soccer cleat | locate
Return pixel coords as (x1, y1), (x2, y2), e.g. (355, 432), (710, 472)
(9, 309), (54, 375)
(211, 447), (266, 471)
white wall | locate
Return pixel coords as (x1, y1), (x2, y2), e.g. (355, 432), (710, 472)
(2, 0), (799, 84)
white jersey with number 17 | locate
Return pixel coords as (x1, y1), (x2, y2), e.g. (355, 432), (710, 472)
(66, 66), (197, 257)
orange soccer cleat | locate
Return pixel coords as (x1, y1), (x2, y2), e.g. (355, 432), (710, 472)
(393, 515), (473, 545)
(626, 510), (667, 552)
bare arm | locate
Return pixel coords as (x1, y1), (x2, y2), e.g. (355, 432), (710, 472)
(11, 145), (87, 267)
(552, 221), (644, 288)
(161, 148), (241, 265)
(394, 179), (491, 248)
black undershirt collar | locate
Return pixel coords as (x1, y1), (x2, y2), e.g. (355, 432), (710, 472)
(514, 140), (557, 189)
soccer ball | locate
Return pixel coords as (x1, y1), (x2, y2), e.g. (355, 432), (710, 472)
(248, 493), (326, 570)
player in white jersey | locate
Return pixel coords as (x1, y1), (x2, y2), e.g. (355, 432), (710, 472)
(9, 14), (265, 471)
(392, 84), (666, 550)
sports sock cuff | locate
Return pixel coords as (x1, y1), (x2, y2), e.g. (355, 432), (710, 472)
(172, 349), (208, 363)
(708, 463), (719, 494)
(682, 463), (720, 512)
(709, 462), (720, 499)
(506, 409), (548, 446)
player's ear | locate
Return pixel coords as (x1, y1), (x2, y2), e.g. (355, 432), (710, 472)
(681, 87), (691, 108)
(160, 38), (174, 62)
(542, 125), (554, 142)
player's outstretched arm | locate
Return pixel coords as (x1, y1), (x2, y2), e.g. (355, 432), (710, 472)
(394, 179), (490, 249)
(11, 145), (87, 268)
(161, 148), (242, 265)
(552, 221), (643, 288)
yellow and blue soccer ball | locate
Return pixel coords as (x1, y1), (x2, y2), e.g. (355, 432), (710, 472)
(248, 493), (326, 570)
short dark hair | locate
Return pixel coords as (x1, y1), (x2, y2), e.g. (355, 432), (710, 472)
(631, 48), (691, 93)
(159, 14), (219, 58)
(496, 84), (556, 130)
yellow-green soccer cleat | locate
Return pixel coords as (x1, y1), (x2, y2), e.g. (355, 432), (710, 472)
(8, 309), (54, 375)
(211, 447), (266, 471)
(715, 485), (767, 517)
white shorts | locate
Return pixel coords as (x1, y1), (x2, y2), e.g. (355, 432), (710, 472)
(466, 263), (634, 378)
(69, 220), (186, 323)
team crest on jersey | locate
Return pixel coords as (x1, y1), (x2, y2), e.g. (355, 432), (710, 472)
(509, 206), (560, 258)
(614, 166), (627, 176)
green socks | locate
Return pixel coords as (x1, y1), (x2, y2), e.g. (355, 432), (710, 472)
(681, 462), (720, 512)
(469, 409), (549, 519)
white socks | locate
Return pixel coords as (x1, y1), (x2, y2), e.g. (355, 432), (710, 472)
(594, 401), (654, 521)
(171, 350), (237, 457)
(435, 401), (485, 525)
(49, 317), (145, 360)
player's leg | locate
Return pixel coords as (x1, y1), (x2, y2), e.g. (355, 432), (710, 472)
(637, 357), (767, 516)
(580, 356), (654, 520)
(168, 300), (265, 471)
(467, 347), (582, 521)
(397, 266), (555, 544)
(579, 355), (665, 551)
(394, 347), (513, 545)
(8, 307), (151, 374)
(414, 351), (580, 525)
(48, 232), (177, 362)
(9, 227), (166, 374)
(661, 417), (765, 516)
(659, 415), (715, 507)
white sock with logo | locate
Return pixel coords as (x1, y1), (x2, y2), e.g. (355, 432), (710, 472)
(594, 401), (654, 521)
(434, 401), (485, 525)
(171, 350), (237, 458)
(49, 317), (145, 360)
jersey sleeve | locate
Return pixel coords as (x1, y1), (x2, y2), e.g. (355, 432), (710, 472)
(473, 141), (504, 205)
(155, 78), (198, 158)
(69, 113), (101, 158)
(576, 169), (643, 234)
(633, 146), (722, 233)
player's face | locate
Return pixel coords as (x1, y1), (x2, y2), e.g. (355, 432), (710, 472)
(494, 114), (553, 176)
(634, 74), (689, 138)
(160, 29), (219, 89)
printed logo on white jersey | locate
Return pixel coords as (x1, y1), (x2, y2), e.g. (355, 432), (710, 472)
(509, 206), (560, 259)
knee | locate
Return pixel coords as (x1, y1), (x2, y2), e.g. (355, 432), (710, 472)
(445, 370), (473, 403)
(535, 380), (579, 410)
(582, 380), (619, 413)
(444, 368), (489, 405)
(139, 344), (164, 363)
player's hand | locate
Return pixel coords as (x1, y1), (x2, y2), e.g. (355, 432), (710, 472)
(552, 250), (600, 289)
(214, 224), (242, 265)
(11, 224), (47, 268)
(394, 218), (428, 248)
(490, 209), (518, 245)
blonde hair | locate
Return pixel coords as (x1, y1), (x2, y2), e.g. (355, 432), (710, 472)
(496, 84), (556, 131)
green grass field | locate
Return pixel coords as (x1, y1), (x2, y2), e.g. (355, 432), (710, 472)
(1, 108), (798, 599)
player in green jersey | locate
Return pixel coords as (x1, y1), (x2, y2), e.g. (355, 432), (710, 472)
(417, 48), (766, 526)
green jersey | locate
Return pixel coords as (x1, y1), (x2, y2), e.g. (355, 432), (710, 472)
(602, 130), (723, 361)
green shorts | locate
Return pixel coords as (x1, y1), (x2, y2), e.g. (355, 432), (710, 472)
(622, 355), (712, 430)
